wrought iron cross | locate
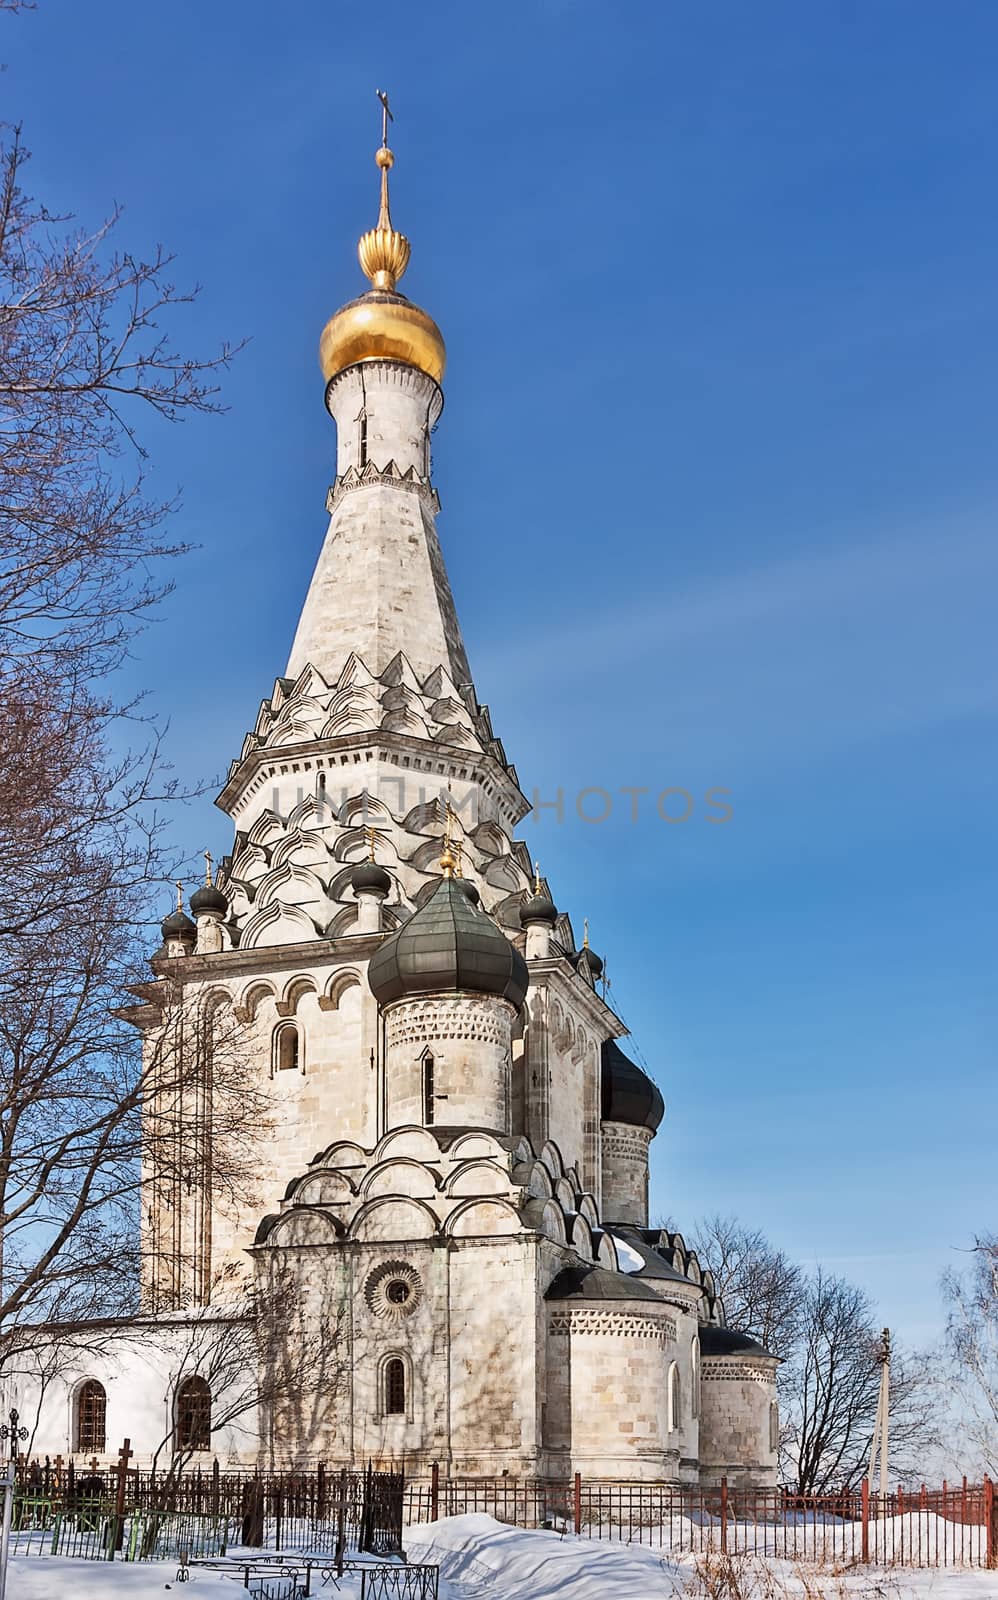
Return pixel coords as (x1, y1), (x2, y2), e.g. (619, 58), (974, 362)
(1, 1407), (28, 1463)
(377, 88), (394, 146)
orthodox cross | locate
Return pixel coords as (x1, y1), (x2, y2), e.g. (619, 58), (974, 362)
(365, 824), (378, 861)
(175, 880), (184, 912)
(377, 89), (394, 146)
(533, 860), (542, 895)
(0, 1407), (27, 1463)
(203, 849), (213, 886)
(114, 1438), (133, 1551)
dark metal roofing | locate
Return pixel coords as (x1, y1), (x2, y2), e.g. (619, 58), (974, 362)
(520, 890), (557, 926)
(699, 1325), (778, 1361)
(367, 875), (528, 1008)
(351, 860), (392, 895)
(160, 908), (196, 939)
(189, 883), (228, 918)
(601, 1038), (665, 1131)
(608, 1226), (692, 1283)
(545, 1265), (664, 1304)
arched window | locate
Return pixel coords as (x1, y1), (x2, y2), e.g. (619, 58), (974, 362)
(422, 1052), (435, 1126)
(691, 1337), (700, 1420)
(274, 1022), (300, 1074)
(76, 1380), (106, 1453)
(769, 1400), (779, 1453)
(176, 1376), (211, 1452)
(384, 1358), (406, 1417)
(667, 1362), (681, 1433)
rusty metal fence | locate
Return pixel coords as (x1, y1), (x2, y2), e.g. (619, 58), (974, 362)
(404, 1470), (997, 1569)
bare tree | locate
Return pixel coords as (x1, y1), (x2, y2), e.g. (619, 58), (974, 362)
(688, 1213), (805, 1358)
(779, 1269), (935, 1493)
(941, 1235), (998, 1476)
(0, 42), (250, 1367)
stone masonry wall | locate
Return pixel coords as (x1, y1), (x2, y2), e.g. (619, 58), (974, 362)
(600, 1121), (653, 1226)
(698, 1355), (779, 1488)
(385, 993), (514, 1133)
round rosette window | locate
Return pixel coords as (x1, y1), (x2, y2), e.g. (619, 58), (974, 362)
(364, 1260), (422, 1322)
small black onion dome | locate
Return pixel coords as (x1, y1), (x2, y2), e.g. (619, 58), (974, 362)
(699, 1325), (778, 1361)
(351, 860), (392, 896)
(368, 874), (528, 1008)
(453, 877), (481, 906)
(577, 944), (604, 980)
(520, 889), (557, 926)
(601, 1038), (664, 1131)
(189, 882), (228, 918)
(161, 907), (196, 942)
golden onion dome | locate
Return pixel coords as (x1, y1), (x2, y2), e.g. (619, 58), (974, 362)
(320, 97), (446, 387)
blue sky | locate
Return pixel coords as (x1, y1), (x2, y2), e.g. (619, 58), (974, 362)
(7, 1), (996, 1350)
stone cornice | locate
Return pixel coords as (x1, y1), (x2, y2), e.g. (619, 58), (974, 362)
(149, 930), (384, 984)
(216, 727), (528, 825)
(524, 957), (624, 1034)
(325, 460), (441, 515)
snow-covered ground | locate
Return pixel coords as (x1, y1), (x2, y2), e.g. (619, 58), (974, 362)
(7, 1515), (998, 1598)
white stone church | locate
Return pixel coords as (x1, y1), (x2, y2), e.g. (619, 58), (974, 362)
(21, 122), (778, 1486)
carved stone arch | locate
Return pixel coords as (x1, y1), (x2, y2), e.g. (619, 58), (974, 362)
(230, 841), (270, 880)
(277, 975), (319, 1017)
(320, 969), (363, 1012)
(470, 819), (509, 855)
(316, 1140), (368, 1169)
(548, 999), (564, 1041)
(409, 836), (455, 875)
(360, 1158), (439, 1201)
(241, 901), (320, 950)
(248, 810), (283, 847)
(286, 1168), (356, 1205)
(445, 1197), (522, 1238)
(271, 830), (329, 872)
(234, 980), (278, 1022)
(333, 650), (378, 692)
(570, 1213), (595, 1261)
(256, 861), (327, 907)
(446, 1131), (506, 1161)
(401, 798), (443, 835)
(538, 1199), (568, 1244)
(199, 986), (233, 1022)
(578, 1193), (599, 1227)
(349, 1195), (439, 1242)
(521, 1161), (554, 1201)
(539, 1140), (566, 1182)
(260, 1208), (344, 1247)
(444, 1159), (511, 1198)
(483, 855), (525, 893)
(338, 790), (392, 826)
(555, 1176), (577, 1210)
(270, 699), (327, 746)
(685, 1251), (703, 1285)
(375, 1126), (440, 1164)
(325, 905), (359, 937)
(596, 1231), (618, 1270)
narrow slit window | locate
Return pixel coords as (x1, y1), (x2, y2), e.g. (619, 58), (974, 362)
(422, 1053), (434, 1126)
(384, 1358), (406, 1417)
(359, 412), (368, 467)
